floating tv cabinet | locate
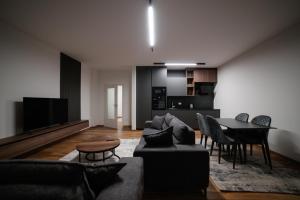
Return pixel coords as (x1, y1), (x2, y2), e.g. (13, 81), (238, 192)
(0, 120), (89, 159)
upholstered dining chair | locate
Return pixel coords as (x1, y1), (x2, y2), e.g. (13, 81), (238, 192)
(196, 113), (210, 148)
(235, 113), (249, 122)
(240, 115), (272, 169)
(206, 115), (242, 169)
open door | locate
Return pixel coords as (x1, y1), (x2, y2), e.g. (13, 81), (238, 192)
(104, 85), (118, 129)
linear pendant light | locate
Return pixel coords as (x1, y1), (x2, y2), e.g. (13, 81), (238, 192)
(148, 1), (155, 51)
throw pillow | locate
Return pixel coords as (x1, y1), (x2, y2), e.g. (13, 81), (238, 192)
(151, 115), (165, 130)
(143, 126), (173, 147)
(169, 118), (188, 143)
(82, 162), (126, 196)
(164, 113), (175, 125)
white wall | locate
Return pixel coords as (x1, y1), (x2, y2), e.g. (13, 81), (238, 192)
(215, 23), (300, 161)
(81, 64), (92, 121)
(89, 69), (132, 126)
(0, 21), (60, 139)
(131, 66), (136, 130)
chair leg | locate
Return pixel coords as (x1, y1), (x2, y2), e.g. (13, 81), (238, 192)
(238, 144), (243, 164)
(200, 134), (203, 144)
(210, 141), (215, 156)
(250, 144), (253, 156)
(204, 136), (208, 148)
(227, 144), (231, 156)
(263, 138), (272, 169)
(242, 143), (247, 164)
(233, 144), (237, 169)
(261, 143), (268, 164)
(218, 143), (221, 164)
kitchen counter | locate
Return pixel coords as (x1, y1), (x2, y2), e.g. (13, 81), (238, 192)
(152, 109), (220, 129)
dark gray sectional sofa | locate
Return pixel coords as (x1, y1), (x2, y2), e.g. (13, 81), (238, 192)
(0, 157), (144, 200)
(133, 113), (209, 195)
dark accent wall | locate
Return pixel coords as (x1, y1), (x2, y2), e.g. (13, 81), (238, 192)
(136, 67), (152, 129)
(60, 53), (81, 122)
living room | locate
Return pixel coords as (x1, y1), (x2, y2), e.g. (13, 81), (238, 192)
(0, 0), (300, 200)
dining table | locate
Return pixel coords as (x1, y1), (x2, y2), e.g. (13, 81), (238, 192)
(215, 118), (276, 169)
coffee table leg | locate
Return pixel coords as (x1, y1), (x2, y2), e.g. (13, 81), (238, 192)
(103, 152), (105, 162)
(113, 149), (120, 159)
(79, 152), (81, 162)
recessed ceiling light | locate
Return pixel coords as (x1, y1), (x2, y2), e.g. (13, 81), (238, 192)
(148, 4), (155, 49)
(153, 62), (206, 66)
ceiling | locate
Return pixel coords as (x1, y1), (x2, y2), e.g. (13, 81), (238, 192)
(0, 0), (300, 70)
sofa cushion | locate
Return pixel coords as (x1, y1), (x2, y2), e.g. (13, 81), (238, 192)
(169, 118), (189, 143)
(164, 113), (175, 125)
(151, 115), (165, 130)
(0, 160), (95, 200)
(96, 157), (144, 200)
(82, 162), (126, 196)
(143, 126), (173, 147)
(162, 121), (169, 130)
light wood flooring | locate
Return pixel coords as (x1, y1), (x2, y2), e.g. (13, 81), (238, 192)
(25, 126), (300, 200)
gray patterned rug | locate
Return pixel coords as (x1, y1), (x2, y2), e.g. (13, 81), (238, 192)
(60, 139), (300, 194)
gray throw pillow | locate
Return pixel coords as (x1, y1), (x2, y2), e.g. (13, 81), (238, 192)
(151, 115), (165, 130)
(143, 126), (173, 147)
(169, 118), (188, 143)
(82, 162), (126, 196)
(164, 113), (175, 125)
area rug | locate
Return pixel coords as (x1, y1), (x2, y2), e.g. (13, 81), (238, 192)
(60, 138), (300, 194)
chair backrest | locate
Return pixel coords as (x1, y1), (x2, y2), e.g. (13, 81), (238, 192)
(206, 115), (224, 142)
(251, 115), (271, 127)
(196, 113), (210, 136)
(235, 113), (249, 122)
(251, 115), (272, 138)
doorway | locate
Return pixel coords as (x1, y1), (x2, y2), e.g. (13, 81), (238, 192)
(104, 84), (123, 129)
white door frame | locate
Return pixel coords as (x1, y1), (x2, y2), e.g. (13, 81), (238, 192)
(104, 84), (118, 129)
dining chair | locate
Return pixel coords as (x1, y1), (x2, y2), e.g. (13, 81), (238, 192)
(241, 115), (272, 169)
(235, 113), (249, 122)
(223, 113), (249, 152)
(196, 113), (210, 148)
(206, 116), (242, 169)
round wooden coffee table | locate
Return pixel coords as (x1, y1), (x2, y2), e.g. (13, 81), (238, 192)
(76, 139), (120, 162)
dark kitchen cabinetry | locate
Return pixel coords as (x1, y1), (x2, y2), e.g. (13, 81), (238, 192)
(136, 67), (152, 129)
(167, 70), (187, 96)
(152, 67), (167, 87)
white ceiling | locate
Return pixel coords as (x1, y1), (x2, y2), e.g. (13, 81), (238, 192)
(0, 0), (300, 70)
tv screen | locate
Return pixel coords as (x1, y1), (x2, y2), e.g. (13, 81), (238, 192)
(23, 97), (68, 132)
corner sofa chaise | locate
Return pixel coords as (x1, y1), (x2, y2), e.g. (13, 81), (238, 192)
(0, 157), (143, 200)
(133, 113), (209, 195)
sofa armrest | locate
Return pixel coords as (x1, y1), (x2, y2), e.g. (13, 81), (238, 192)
(144, 121), (153, 128)
(133, 141), (209, 190)
(96, 157), (144, 200)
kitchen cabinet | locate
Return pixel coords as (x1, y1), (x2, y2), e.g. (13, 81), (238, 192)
(136, 67), (152, 129)
(194, 69), (217, 83)
(152, 67), (167, 87)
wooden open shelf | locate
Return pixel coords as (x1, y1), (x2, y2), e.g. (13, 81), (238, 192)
(0, 120), (89, 159)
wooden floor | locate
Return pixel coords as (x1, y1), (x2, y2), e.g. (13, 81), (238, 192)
(26, 126), (300, 200)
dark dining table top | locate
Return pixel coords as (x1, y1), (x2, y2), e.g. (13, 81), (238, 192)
(215, 118), (276, 130)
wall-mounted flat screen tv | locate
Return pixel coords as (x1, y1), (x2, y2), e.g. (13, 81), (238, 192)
(23, 97), (68, 132)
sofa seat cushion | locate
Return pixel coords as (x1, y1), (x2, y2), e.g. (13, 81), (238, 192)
(143, 127), (173, 147)
(82, 162), (126, 196)
(96, 157), (144, 200)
